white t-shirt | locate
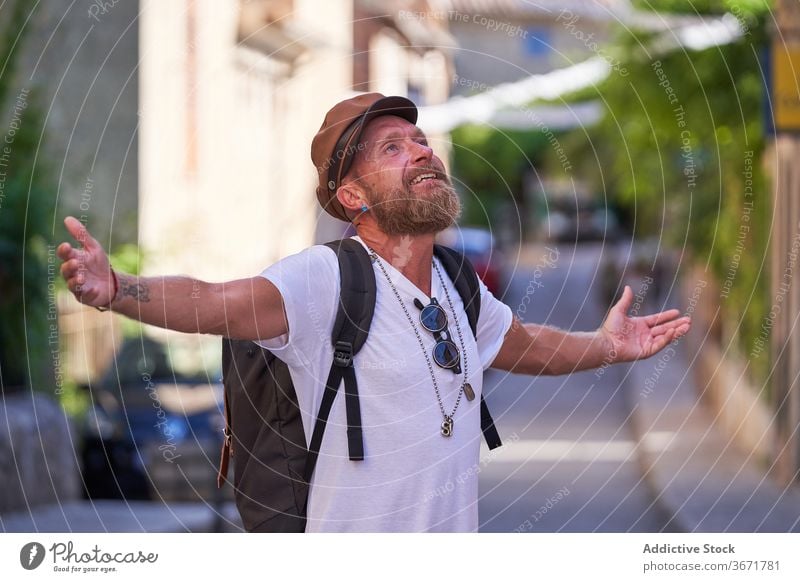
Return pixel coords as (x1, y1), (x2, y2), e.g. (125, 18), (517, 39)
(255, 236), (513, 532)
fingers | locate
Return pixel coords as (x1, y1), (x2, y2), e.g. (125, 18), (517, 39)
(673, 321), (691, 339)
(63, 268), (102, 304)
(62, 259), (85, 292)
(64, 268), (84, 297)
(61, 258), (78, 280)
(59, 219), (114, 308)
(645, 319), (691, 358)
(56, 242), (80, 261)
(612, 285), (633, 315)
(645, 327), (678, 357)
(65, 275), (83, 295)
(56, 243), (71, 260)
(63, 216), (99, 251)
(61, 256), (94, 302)
(648, 328), (676, 355)
(643, 309), (681, 326)
(650, 316), (692, 337)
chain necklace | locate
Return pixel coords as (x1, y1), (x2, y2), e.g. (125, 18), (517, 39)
(432, 258), (471, 397)
(368, 247), (470, 437)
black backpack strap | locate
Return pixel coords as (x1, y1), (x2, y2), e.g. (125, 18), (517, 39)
(478, 398), (502, 450)
(433, 245), (502, 450)
(433, 245), (481, 334)
(303, 239), (376, 491)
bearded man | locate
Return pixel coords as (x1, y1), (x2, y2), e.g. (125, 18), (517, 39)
(57, 93), (691, 532)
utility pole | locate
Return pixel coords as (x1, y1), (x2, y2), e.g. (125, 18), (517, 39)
(770, 0), (800, 485)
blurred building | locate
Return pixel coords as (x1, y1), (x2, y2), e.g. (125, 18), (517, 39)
(140, 0), (453, 285)
(6, 0), (455, 379)
(139, 0), (350, 284)
(415, 0), (627, 241)
(138, 0), (454, 373)
(769, 0), (800, 485)
(432, 0), (624, 95)
(2, 0), (140, 245)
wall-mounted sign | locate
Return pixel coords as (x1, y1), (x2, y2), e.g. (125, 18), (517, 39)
(773, 42), (800, 131)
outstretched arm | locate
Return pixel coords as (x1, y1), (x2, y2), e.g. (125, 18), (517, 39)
(56, 216), (287, 341)
(490, 285), (691, 375)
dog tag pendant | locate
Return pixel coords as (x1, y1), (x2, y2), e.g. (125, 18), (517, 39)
(463, 383), (475, 401)
(441, 417), (453, 437)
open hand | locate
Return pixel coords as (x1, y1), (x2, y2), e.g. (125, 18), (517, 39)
(56, 216), (115, 307)
(601, 285), (691, 362)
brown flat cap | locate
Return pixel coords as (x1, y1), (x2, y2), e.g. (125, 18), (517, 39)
(312, 92), (418, 222)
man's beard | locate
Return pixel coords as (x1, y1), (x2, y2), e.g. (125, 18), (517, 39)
(365, 178), (462, 236)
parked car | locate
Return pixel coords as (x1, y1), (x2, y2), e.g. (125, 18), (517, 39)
(80, 336), (225, 501)
(436, 226), (505, 297)
(539, 197), (621, 243)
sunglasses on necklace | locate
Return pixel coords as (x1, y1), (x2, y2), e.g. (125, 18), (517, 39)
(413, 297), (461, 374)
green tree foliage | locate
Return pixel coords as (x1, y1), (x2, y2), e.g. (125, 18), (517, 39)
(451, 125), (549, 230)
(557, 0), (773, 380)
(451, 1), (773, 384)
(0, 1), (55, 391)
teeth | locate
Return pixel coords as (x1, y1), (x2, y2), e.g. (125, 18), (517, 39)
(411, 173), (436, 185)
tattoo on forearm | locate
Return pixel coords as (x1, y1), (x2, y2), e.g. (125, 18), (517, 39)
(119, 277), (151, 303)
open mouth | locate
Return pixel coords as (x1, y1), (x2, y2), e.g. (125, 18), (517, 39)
(409, 172), (441, 186)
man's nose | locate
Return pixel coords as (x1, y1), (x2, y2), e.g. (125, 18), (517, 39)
(410, 140), (433, 164)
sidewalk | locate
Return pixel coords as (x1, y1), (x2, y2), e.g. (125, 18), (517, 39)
(624, 341), (800, 532)
(1, 500), (242, 533)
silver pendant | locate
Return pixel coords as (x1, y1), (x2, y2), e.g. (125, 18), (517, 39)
(441, 417), (453, 437)
(463, 383), (475, 401)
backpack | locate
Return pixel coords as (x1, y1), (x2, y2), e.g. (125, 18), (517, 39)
(216, 238), (502, 532)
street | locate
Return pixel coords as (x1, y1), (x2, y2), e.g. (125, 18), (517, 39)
(479, 243), (674, 532)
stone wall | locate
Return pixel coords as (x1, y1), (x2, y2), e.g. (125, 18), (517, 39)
(0, 393), (80, 515)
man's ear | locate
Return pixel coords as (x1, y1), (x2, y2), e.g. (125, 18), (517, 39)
(336, 182), (366, 219)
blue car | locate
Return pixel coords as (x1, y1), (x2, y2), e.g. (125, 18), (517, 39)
(81, 337), (224, 501)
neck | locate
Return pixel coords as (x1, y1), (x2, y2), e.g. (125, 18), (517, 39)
(356, 222), (435, 296)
